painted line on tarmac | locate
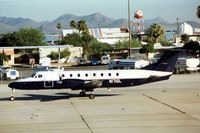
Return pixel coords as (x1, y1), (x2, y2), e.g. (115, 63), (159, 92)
(142, 93), (200, 122)
(70, 101), (94, 133)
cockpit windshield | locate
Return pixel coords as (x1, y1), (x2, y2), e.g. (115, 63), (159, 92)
(31, 73), (43, 79)
(31, 74), (36, 78)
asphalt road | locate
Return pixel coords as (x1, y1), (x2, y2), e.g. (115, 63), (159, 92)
(0, 74), (200, 133)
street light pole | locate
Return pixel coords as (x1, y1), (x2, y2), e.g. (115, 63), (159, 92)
(176, 17), (179, 30)
(128, 0), (132, 57)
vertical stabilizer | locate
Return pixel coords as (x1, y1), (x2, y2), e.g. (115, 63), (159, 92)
(143, 51), (182, 72)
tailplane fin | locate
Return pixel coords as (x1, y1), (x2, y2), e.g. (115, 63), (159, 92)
(142, 50), (182, 72)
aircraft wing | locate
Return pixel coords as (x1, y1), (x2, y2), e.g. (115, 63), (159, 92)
(62, 79), (102, 90)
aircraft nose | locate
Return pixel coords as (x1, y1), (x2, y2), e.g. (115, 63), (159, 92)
(8, 82), (16, 88)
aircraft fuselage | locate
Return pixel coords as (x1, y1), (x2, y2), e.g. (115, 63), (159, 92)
(9, 69), (172, 90)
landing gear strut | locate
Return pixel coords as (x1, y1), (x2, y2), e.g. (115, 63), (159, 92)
(79, 90), (86, 97)
(10, 88), (15, 101)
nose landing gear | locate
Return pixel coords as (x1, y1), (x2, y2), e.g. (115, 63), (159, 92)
(10, 88), (15, 101)
(88, 93), (95, 99)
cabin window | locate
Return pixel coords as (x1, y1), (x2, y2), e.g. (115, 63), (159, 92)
(101, 73), (104, 77)
(62, 74), (65, 78)
(38, 74), (43, 78)
(78, 74), (80, 77)
(116, 73), (119, 76)
(85, 73), (88, 77)
(93, 73), (96, 77)
(108, 73), (111, 76)
(70, 74), (73, 77)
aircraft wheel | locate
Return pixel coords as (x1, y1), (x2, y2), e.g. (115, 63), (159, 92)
(10, 96), (15, 101)
(80, 91), (86, 97)
(89, 94), (95, 99)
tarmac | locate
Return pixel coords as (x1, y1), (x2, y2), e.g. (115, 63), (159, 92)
(0, 74), (200, 133)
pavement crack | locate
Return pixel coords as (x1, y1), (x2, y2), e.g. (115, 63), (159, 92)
(70, 101), (93, 133)
(142, 93), (200, 122)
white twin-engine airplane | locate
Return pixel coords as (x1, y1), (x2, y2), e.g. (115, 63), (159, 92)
(8, 50), (181, 101)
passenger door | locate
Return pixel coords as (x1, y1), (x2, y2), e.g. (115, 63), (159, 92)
(43, 73), (54, 88)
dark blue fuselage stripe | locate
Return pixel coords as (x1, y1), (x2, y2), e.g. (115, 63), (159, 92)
(9, 75), (170, 90)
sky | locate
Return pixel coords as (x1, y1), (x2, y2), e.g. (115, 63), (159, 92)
(0, 0), (199, 23)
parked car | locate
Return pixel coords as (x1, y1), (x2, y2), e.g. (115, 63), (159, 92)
(77, 58), (87, 66)
(0, 66), (19, 80)
(90, 58), (101, 65)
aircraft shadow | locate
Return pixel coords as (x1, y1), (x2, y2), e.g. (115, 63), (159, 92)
(0, 93), (121, 102)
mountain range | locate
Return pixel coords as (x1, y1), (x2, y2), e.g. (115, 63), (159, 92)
(0, 12), (199, 33)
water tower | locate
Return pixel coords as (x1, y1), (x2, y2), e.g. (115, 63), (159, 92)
(133, 10), (145, 34)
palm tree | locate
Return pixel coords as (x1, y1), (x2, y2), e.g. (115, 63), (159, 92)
(56, 23), (62, 40)
(56, 23), (62, 30)
(77, 20), (89, 34)
(148, 23), (164, 43)
(70, 20), (77, 30)
(197, 6), (200, 19)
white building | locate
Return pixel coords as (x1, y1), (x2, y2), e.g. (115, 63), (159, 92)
(62, 27), (129, 45)
(175, 22), (200, 43)
(177, 22), (193, 36)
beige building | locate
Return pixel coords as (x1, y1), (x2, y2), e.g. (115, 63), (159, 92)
(39, 46), (83, 62)
(0, 49), (15, 66)
(0, 45), (83, 66)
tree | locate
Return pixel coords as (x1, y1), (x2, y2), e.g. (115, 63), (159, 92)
(183, 41), (200, 55)
(0, 53), (9, 65)
(0, 32), (19, 46)
(139, 43), (155, 55)
(0, 28), (46, 47)
(59, 33), (81, 46)
(148, 23), (164, 43)
(90, 40), (112, 55)
(180, 34), (190, 44)
(114, 39), (142, 49)
(60, 48), (71, 58)
(160, 38), (172, 46)
(0, 28), (46, 59)
(47, 51), (58, 60)
(56, 23), (62, 30)
(77, 20), (89, 34)
(197, 5), (200, 19)
(70, 20), (77, 30)
(62, 20), (93, 59)
(69, 20), (89, 34)
(47, 48), (71, 60)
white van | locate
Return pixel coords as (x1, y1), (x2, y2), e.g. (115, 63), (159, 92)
(0, 66), (19, 80)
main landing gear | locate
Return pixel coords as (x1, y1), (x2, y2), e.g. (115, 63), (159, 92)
(79, 89), (95, 99)
(10, 88), (15, 101)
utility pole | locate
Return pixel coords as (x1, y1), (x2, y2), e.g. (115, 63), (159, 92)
(128, 0), (132, 57)
(176, 18), (179, 30)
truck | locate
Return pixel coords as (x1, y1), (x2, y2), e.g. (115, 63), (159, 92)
(108, 58), (149, 69)
(174, 57), (200, 73)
